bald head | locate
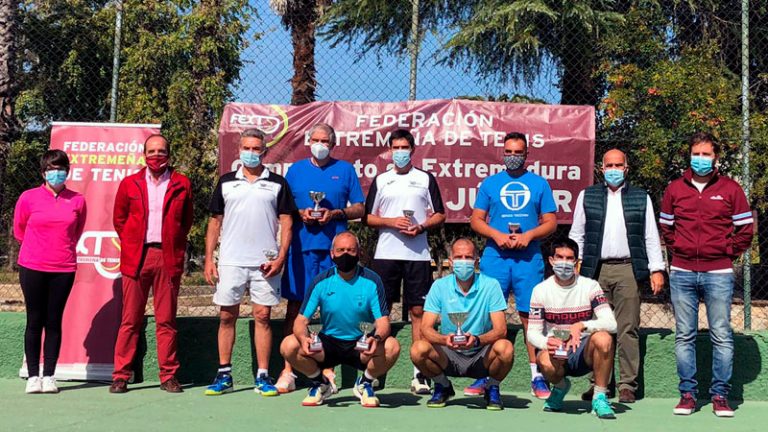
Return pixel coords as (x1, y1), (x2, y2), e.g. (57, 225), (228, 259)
(602, 149), (627, 168)
(451, 238), (477, 260)
(331, 231), (359, 257)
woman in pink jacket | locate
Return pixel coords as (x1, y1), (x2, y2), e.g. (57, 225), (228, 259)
(13, 149), (86, 394)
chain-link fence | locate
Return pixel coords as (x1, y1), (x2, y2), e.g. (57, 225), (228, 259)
(1, 1), (767, 330)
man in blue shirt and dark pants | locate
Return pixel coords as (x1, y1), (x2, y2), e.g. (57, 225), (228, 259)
(280, 232), (401, 407)
(278, 123), (365, 393)
(410, 238), (514, 410)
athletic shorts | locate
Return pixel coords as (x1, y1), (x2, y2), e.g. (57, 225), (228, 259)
(436, 345), (490, 379)
(371, 259), (432, 309)
(213, 265), (280, 307)
(315, 333), (367, 371)
(564, 334), (593, 377)
(479, 254), (544, 313)
(281, 249), (333, 302)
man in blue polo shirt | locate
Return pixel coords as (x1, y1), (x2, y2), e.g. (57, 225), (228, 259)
(469, 131), (557, 399)
(410, 238), (514, 410)
(279, 232), (401, 408)
(278, 123), (365, 393)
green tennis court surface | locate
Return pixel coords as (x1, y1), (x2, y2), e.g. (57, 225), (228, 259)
(2, 379), (762, 431)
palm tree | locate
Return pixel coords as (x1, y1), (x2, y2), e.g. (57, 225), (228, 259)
(0, 0), (20, 223)
(270, 0), (332, 105)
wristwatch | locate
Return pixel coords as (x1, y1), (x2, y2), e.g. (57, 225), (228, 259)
(473, 337), (481, 348)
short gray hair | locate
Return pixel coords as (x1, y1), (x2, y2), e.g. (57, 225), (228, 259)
(450, 237), (478, 258)
(240, 128), (266, 141)
(331, 231), (359, 250)
(308, 123), (336, 146)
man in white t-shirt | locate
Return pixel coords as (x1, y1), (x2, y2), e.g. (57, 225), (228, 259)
(527, 238), (618, 419)
(203, 128), (296, 397)
(364, 129), (446, 394)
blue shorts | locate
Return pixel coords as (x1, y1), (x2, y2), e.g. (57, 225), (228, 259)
(479, 253), (544, 313)
(565, 335), (592, 377)
(281, 250), (333, 302)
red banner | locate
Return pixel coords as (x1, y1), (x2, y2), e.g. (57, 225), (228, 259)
(20, 122), (161, 380)
(218, 99), (594, 223)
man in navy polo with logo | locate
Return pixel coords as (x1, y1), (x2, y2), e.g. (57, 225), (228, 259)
(277, 123), (365, 393)
(469, 131), (557, 399)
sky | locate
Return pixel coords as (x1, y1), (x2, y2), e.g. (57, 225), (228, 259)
(232, 3), (561, 105)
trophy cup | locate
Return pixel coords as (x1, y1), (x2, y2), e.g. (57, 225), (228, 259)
(356, 322), (374, 351)
(308, 324), (323, 353)
(448, 312), (469, 345)
(261, 249), (278, 271)
(552, 329), (571, 359)
(508, 222), (522, 234)
(309, 191), (326, 218)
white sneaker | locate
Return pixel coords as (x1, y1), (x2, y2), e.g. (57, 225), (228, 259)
(322, 369), (338, 394)
(410, 375), (431, 395)
(25, 376), (42, 394)
(42, 376), (59, 394)
(275, 371), (296, 394)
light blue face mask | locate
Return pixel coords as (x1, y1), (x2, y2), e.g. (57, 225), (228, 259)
(45, 169), (67, 187)
(604, 169), (625, 187)
(691, 156), (714, 176)
(452, 259), (476, 282)
(392, 149), (411, 168)
(552, 261), (575, 281)
(240, 150), (262, 168)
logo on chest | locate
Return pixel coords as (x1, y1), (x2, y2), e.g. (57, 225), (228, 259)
(500, 181), (531, 211)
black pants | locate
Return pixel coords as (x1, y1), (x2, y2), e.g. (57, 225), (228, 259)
(19, 266), (75, 377)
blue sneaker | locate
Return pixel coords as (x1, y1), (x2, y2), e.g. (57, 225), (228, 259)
(531, 375), (551, 399)
(427, 382), (455, 408)
(484, 384), (503, 410)
(463, 377), (487, 396)
(204, 373), (233, 396)
(592, 393), (616, 419)
(254, 375), (279, 397)
(353, 377), (380, 407)
(543, 378), (571, 412)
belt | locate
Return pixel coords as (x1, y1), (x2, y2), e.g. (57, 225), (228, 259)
(600, 258), (631, 265)
(145, 242), (162, 249)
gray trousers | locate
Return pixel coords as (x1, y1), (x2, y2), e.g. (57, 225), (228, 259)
(597, 262), (641, 392)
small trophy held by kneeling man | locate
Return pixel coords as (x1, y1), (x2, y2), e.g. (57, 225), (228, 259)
(356, 322), (374, 351)
(552, 329), (571, 360)
(308, 324), (323, 353)
(448, 312), (469, 345)
(309, 191), (326, 218)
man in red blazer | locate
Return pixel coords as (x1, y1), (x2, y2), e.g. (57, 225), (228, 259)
(109, 134), (194, 393)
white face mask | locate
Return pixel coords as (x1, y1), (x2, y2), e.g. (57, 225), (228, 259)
(311, 143), (330, 160)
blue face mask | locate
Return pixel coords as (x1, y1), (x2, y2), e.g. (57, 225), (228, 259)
(45, 170), (67, 187)
(240, 150), (262, 168)
(604, 169), (625, 187)
(392, 149), (411, 169)
(691, 156), (714, 176)
(452, 259), (476, 282)
(552, 261), (576, 281)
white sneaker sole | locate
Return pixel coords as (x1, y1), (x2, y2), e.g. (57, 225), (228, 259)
(673, 408), (694, 415)
(713, 410), (734, 418)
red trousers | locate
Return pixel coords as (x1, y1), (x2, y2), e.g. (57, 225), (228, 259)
(113, 247), (180, 382)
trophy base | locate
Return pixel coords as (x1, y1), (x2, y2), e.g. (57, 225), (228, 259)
(309, 343), (323, 353)
(553, 348), (569, 360)
(310, 210), (325, 218)
(355, 342), (370, 351)
(451, 335), (467, 345)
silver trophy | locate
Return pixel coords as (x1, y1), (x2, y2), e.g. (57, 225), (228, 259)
(308, 324), (323, 353)
(309, 191), (326, 218)
(552, 329), (571, 359)
(355, 322), (375, 351)
(508, 222), (522, 234)
(448, 312), (469, 345)
(263, 249), (278, 261)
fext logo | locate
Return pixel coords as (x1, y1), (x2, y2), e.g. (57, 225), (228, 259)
(229, 114), (282, 134)
(76, 231), (121, 280)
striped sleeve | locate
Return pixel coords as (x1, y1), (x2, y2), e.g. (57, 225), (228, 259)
(526, 283), (548, 350)
(659, 211), (675, 226)
(729, 182), (754, 257)
(583, 280), (617, 333)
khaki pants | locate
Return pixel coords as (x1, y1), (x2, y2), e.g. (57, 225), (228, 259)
(597, 262), (641, 392)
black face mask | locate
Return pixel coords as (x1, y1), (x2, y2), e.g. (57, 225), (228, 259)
(333, 253), (359, 272)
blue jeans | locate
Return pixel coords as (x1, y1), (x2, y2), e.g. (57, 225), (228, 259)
(669, 271), (734, 398)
